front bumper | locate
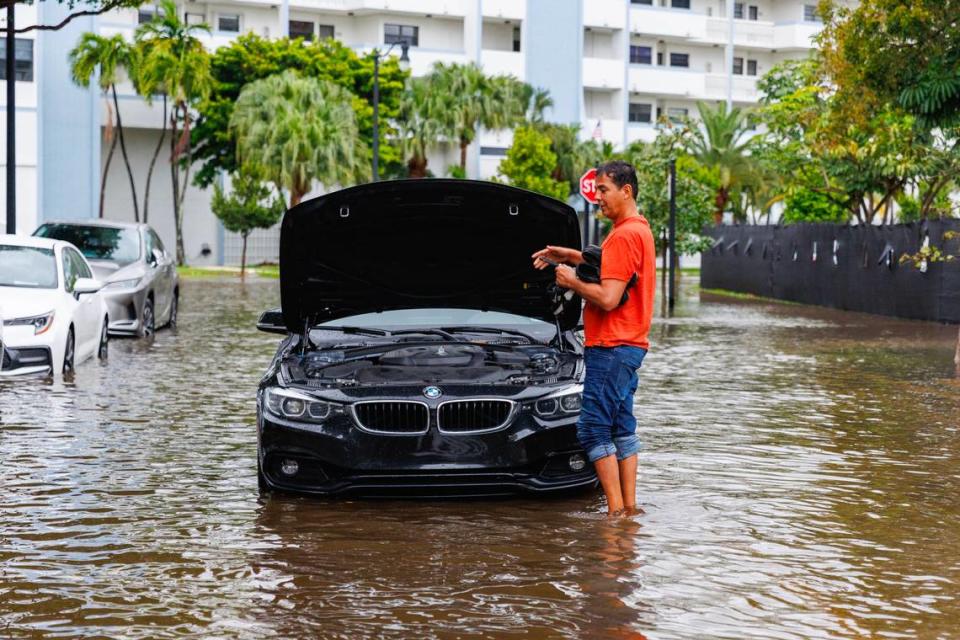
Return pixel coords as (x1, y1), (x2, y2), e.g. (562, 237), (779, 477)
(0, 344), (53, 376)
(258, 409), (597, 498)
(103, 288), (146, 336)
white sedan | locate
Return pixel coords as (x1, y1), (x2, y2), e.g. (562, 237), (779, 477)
(0, 234), (109, 376)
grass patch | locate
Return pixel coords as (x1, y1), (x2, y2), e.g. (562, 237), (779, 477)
(700, 288), (803, 306)
(177, 264), (279, 279)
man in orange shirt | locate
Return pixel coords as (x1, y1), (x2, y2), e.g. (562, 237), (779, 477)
(532, 161), (656, 516)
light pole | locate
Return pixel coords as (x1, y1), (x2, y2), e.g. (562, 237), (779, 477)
(371, 41), (409, 182)
(6, 1), (15, 234)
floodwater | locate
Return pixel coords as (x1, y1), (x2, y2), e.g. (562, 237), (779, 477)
(2, 276), (959, 639)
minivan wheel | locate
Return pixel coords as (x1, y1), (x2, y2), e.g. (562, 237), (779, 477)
(97, 318), (109, 360)
(63, 327), (75, 374)
(141, 299), (155, 338)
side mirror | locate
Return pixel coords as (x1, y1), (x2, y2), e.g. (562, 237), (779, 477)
(148, 248), (163, 267)
(257, 308), (288, 334)
(73, 277), (103, 299)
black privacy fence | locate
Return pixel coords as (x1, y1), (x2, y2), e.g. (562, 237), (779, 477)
(701, 220), (960, 323)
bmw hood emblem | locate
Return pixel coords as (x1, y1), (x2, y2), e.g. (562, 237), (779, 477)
(423, 386), (443, 399)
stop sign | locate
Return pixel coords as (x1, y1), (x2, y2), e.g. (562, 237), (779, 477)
(579, 168), (598, 205)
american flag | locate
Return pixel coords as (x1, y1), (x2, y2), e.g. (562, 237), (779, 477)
(591, 119), (602, 140)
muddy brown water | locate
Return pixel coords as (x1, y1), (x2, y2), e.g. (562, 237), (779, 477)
(2, 276), (959, 639)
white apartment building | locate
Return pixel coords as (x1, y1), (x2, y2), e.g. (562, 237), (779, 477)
(2, 0), (825, 264)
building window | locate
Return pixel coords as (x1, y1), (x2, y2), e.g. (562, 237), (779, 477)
(629, 45), (652, 64)
(747, 59), (758, 76)
(138, 5), (156, 24)
(631, 0), (654, 4)
(734, 3), (744, 19)
(671, 0), (691, 8)
(184, 12), (205, 26)
(667, 107), (688, 123)
(289, 20), (314, 40)
(218, 14), (240, 32)
(318, 24), (335, 39)
(385, 23), (418, 47)
(513, 26), (521, 52)
(748, 5), (759, 20)
(803, 4), (819, 21)
(628, 103), (652, 123)
(0, 38), (34, 82)
(669, 52), (689, 68)
(732, 56), (743, 74)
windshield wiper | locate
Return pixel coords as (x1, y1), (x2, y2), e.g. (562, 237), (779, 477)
(390, 328), (457, 340)
(439, 326), (541, 343)
(314, 325), (390, 336)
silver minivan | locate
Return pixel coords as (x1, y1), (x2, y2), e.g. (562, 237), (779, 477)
(34, 220), (179, 337)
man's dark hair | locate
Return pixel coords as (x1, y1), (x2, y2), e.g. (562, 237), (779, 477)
(595, 160), (638, 201)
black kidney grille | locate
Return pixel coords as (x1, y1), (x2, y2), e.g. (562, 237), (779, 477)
(438, 400), (513, 433)
(354, 402), (429, 434)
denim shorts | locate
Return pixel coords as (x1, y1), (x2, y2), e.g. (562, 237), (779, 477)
(576, 345), (647, 463)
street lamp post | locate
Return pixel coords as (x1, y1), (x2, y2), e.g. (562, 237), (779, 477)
(371, 42), (409, 182)
(6, 1), (15, 234)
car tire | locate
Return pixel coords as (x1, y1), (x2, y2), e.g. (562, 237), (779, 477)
(97, 317), (108, 360)
(141, 298), (155, 338)
(167, 292), (178, 329)
(63, 327), (75, 374)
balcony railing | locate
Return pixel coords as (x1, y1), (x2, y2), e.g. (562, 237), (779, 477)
(628, 66), (705, 98)
(481, 50), (524, 80)
(583, 57), (624, 90)
(584, 0), (627, 30)
(630, 6), (707, 39)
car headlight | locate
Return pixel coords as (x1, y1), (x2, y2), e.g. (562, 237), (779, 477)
(534, 389), (582, 418)
(3, 310), (55, 335)
(263, 387), (334, 423)
(104, 278), (142, 290)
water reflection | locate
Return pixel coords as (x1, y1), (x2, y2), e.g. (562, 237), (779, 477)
(1, 277), (958, 639)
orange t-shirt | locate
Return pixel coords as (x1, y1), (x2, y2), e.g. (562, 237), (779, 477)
(582, 215), (656, 349)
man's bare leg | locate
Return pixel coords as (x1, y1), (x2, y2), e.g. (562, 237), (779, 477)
(618, 454), (638, 512)
(595, 455), (624, 514)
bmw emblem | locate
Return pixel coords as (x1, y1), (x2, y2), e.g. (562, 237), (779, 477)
(423, 386), (443, 399)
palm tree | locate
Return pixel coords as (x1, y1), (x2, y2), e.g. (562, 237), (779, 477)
(522, 85), (553, 125)
(132, 38), (171, 225)
(230, 70), (368, 207)
(135, 0), (212, 265)
(69, 33), (140, 220)
(429, 62), (528, 174)
(396, 75), (444, 178)
(687, 101), (756, 224)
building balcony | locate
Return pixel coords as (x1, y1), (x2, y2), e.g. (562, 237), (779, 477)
(291, 0), (468, 17)
(773, 22), (821, 50)
(705, 18), (775, 48)
(626, 123), (658, 145)
(628, 66), (704, 98)
(481, 50), (524, 80)
(581, 118), (623, 146)
(630, 6), (707, 40)
(704, 73), (760, 103)
(583, 57), (624, 90)
(354, 46), (468, 76)
(584, 0), (626, 31)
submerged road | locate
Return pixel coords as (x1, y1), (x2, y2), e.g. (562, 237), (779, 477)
(2, 275), (958, 639)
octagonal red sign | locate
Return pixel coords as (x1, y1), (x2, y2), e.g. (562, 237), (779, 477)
(579, 168), (598, 205)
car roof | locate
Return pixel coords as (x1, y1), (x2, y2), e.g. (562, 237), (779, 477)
(0, 233), (64, 250)
(39, 219), (143, 231)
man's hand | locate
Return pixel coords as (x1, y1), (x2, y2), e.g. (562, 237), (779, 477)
(555, 264), (578, 289)
(532, 245), (584, 270)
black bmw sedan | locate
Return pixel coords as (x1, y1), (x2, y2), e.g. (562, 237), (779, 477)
(256, 180), (596, 497)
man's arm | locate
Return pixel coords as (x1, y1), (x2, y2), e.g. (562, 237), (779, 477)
(532, 246), (584, 269)
(555, 266), (627, 311)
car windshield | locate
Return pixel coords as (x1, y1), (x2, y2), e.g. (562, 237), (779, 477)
(0, 245), (58, 289)
(34, 224), (140, 266)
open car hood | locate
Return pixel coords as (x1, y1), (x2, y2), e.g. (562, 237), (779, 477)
(280, 180), (582, 333)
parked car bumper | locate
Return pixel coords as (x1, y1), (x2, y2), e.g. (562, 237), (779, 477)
(0, 344), (53, 376)
(257, 410), (597, 498)
(102, 287), (148, 336)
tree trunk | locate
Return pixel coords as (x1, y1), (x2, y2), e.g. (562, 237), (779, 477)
(407, 155), (428, 178)
(175, 112), (193, 267)
(240, 232), (248, 279)
(955, 325), (959, 378)
(111, 84), (139, 222)
(143, 94), (167, 224)
(99, 133), (118, 219)
(459, 140), (468, 173)
(713, 188), (728, 225)
(170, 105), (184, 266)
(290, 190), (304, 208)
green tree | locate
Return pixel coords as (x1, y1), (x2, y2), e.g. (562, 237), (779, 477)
(192, 35), (408, 187)
(135, 0), (213, 265)
(230, 70), (367, 207)
(497, 127), (568, 201)
(395, 75), (444, 178)
(781, 185), (849, 224)
(69, 32), (139, 220)
(429, 62), (529, 173)
(686, 101), (756, 224)
(210, 167), (285, 276)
